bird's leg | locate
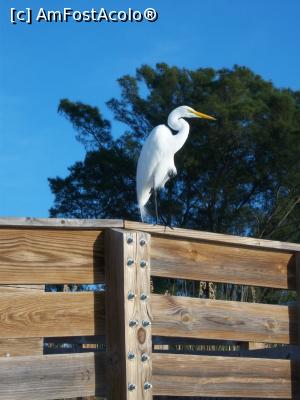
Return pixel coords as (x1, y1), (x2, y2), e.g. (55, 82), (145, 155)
(160, 214), (174, 230)
(152, 177), (173, 229)
(153, 178), (158, 225)
(153, 187), (159, 225)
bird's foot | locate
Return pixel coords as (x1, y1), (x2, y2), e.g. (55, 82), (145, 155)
(160, 215), (174, 230)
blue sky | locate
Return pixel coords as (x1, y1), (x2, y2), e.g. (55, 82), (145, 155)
(0, 0), (299, 217)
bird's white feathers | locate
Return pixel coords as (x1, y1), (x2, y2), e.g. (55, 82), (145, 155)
(136, 105), (215, 221)
(136, 124), (176, 220)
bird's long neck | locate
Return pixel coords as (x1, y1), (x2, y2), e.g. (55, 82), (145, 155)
(167, 112), (190, 153)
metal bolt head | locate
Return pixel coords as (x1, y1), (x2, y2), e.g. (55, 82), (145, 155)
(142, 320), (151, 328)
(128, 351), (136, 360)
(140, 293), (148, 301)
(140, 259), (147, 268)
(127, 236), (133, 244)
(141, 352), (150, 362)
(127, 291), (136, 300)
(129, 319), (139, 327)
(127, 258), (134, 266)
(139, 238), (147, 246)
(128, 383), (136, 391)
(144, 382), (152, 390)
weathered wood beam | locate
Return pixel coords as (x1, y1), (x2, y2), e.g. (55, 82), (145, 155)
(152, 294), (296, 344)
(0, 217), (123, 229)
(124, 220), (300, 252)
(0, 229), (105, 283)
(0, 352), (106, 399)
(105, 229), (152, 399)
(152, 353), (296, 398)
(151, 235), (296, 289)
(0, 292), (105, 338)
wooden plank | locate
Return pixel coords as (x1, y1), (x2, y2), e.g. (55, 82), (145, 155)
(152, 353), (298, 398)
(0, 285), (45, 293)
(0, 217), (123, 229)
(296, 253), (300, 390)
(0, 352), (106, 400)
(0, 285), (45, 357)
(1, 290), (294, 345)
(135, 230), (152, 398)
(0, 292), (105, 338)
(125, 220), (300, 252)
(151, 294), (296, 344)
(0, 229), (105, 283)
(151, 236), (296, 289)
(1, 352), (297, 399)
(105, 229), (152, 399)
(0, 338), (43, 357)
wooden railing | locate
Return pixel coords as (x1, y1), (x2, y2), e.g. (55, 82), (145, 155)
(0, 217), (299, 399)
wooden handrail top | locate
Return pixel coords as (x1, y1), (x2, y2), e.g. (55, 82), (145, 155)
(0, 217), (299, 252)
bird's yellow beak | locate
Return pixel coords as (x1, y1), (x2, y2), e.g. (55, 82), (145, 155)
(191, 108), (216, 120)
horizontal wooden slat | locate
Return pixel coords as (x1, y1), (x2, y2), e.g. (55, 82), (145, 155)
(125, 220), (300, 252)
(151, 236), (296, 289)
(1, 218), (299, 252)
(0, 217), (123, 229)
(0, 353), (106, 400)
(0, 229), (105, 284)
(1, 225), (297, 289)
(0, 292), (105, 338)
(152, 353), (298, 398)
(152, 294), (296, 344)
(2, 291), (295, 344)
(0, 285), (44, 356)
(0, 338), (43, 357)
(0, 352), (297, 399)
(0, 285), (45, 293)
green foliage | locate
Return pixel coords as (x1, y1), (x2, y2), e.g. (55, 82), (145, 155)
(58, 99), (112, 150)
(49, 63), (300, 243)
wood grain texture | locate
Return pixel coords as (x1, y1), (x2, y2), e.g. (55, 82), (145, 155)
(0, 338), (43, 357)
(134, 231), (152, 399)
(0, 352), (106, 400)
(0, 285), (45, 293)
(152, 353), (298, 398)
(0, 352), (298, 399)
(0, 285), (44, 356)
(0, 292), (105, 338)
(151, 294), (296, 344)
(0, 229), (104, 284)
(105, 229), (152, 400)
(295, 253), (300, 389)
(105, 228), (128, 399)
(0, 217), (123, 229)
(151, 236), (296, 289)
(125, 220), (300, 252)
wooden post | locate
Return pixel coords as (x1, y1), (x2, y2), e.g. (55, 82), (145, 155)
(105, 229), (152, 400)
(296, 253), (300, 396)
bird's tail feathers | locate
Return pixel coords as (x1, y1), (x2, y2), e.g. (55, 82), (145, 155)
(139, 203), (150, 222)
(137, 185), (152, 222)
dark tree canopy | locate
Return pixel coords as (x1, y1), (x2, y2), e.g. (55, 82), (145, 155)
(49, 64), (300, 242)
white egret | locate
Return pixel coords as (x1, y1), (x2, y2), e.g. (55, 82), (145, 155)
(136, 105), (216, 222)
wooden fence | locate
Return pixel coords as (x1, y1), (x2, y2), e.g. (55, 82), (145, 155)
(0, 217), (299, 399)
